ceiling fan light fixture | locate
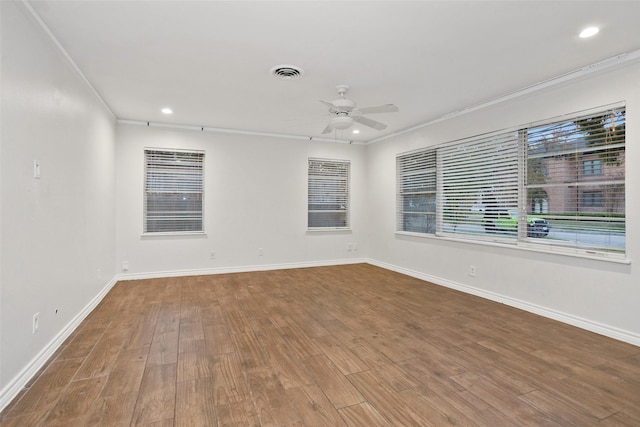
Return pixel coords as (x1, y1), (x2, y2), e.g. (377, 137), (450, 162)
(331, 115), (354, 130)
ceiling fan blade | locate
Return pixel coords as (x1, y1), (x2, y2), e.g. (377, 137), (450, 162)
(321, 123), (333, 134)
(320, 100), (335, 108)
(352, 115), (387, 131)
(356, 104), (399, 114)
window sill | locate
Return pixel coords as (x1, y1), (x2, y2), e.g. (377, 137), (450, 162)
(141, 231), (207, 238)
(307, 227), (352, 233)
(394, 231), (630, 265)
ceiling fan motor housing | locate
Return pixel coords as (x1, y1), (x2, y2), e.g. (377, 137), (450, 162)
(332, 98), (356, 112)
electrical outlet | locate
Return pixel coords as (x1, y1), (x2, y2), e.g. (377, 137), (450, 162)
(210, 251), (216, 259)
(469, 265), (477, 277)
(122, 261), (129, 272)
(33, 312), (40, 334)
(258, 248), (263, 256)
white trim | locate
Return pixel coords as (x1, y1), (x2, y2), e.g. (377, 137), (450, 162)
(117, 120), (364, 145)
(115, 258), (367, 281)
(0, 278), (119, 412)
(367, 259), (640, 347)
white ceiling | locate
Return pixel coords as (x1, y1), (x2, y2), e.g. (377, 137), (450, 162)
(28, 1), (640, 143)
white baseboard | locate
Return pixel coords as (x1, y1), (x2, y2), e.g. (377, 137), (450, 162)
(367, 259), (640, 347)
(115, 257), (368, 281)
(0, 277), (118, 412)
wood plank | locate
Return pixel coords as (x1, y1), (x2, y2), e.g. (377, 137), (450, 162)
(85, 392), (137, 426)
(313, 335), (368, 375)
(147, 330), (179, 366)
(177, 339), (213, 382)
(175, 378), (217, 427)
(212, 352), (249, 404)
(232, 331), (269, 370)
(264, 344), (313, 389)
(338, 402), (391, 426)
(73, 326), (124, 380)
(245, 367), (300, 426)
(204, 324), (235, 355)
(303, 354), (365, 409)
(2, 357), (83, 418)
(216, 399), (260, 427)
(287, 383), (347, 427)
(347, 369), (435, 426)
(100, 347), (148, 397)
(43, 377), (106, 426)
(131, 364), (177, 425)
(125, 303), (160, 350)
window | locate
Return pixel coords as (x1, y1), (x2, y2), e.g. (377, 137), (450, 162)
(438, 131), (519, 238)
(583, 159), (602, 175)
(581, 191), (604, 207)
(397, 149), (436, 233)
(144, 149), (204, 234)
(396, 104), (626, 258)
(308, 158), (350, 230)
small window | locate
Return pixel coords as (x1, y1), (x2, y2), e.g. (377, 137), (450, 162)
(583, 159), (602, 175)
(308, 158), (350, 230)
(144, 149), (204, 234)
(581, 191), (604, 207)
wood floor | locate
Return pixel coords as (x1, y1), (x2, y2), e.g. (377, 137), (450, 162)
(2, 264), (640, 426)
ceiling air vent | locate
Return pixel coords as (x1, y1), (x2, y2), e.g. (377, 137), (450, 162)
(270, 64), (305, 80)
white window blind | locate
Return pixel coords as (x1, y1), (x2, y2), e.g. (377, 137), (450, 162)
(144, 149), (204, 234)
(308, 158), (350, 230)
(525, 107), (625, 254)
(437, 131), (520, 240)
(397, 149), (436, 233)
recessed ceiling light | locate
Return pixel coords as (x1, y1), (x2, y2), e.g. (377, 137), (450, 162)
(161, 107), (173, 114)
(579, 26), (599, 38)
(352, 129), (360, 134)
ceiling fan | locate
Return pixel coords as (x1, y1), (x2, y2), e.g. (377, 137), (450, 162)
(320, 85), (398, 134)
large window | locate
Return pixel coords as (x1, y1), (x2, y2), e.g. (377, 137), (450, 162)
(144, 149), (204, 234)
(308, 158), (350, 230)
(397, 105), (626, 259)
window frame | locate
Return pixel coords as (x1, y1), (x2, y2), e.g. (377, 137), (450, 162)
(308, 158), (351, 231)
(396, 103), (626, 262)
(143, 148), (205, 235)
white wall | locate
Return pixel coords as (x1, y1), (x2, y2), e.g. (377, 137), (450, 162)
(116, 125), (367, 277)
(0, 1), (116, 402)
(366, 62), (640, 343)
